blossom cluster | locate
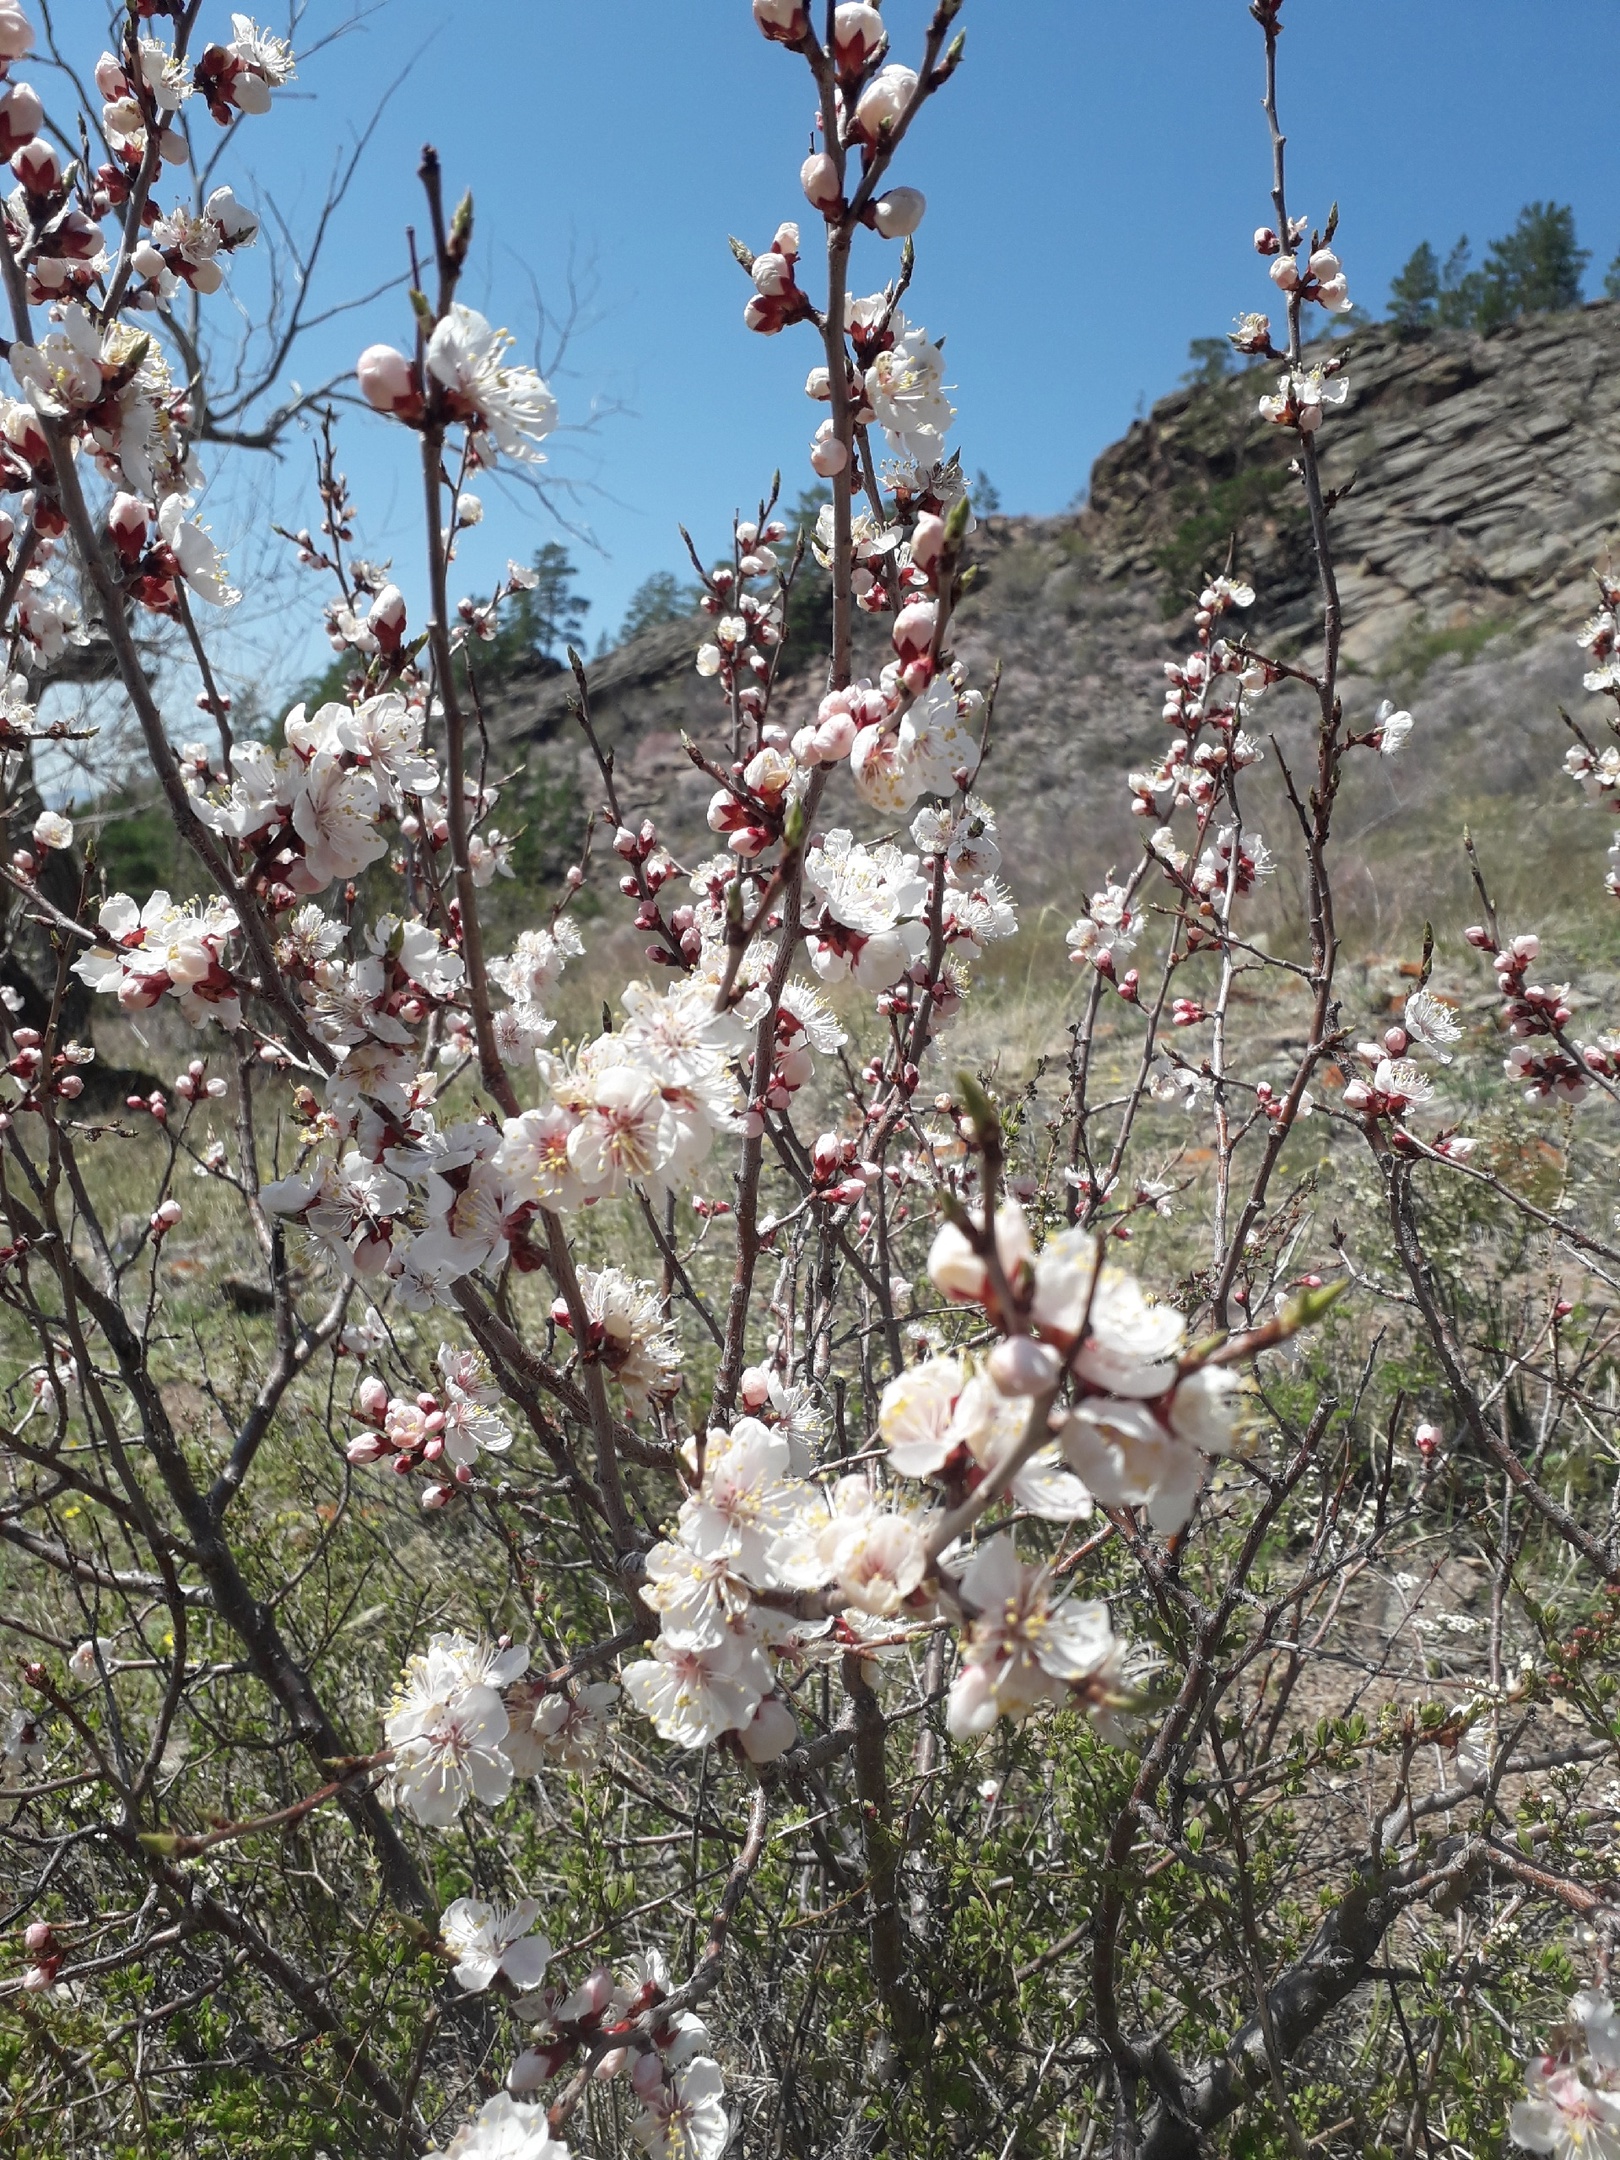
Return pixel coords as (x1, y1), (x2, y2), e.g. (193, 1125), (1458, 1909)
(1563, 575), (1620, 900)
(384, 1632), (619, 1826)
(0, 6), (293, 642)
(1511, 1989), (1620, 2159)
(346, 1343), (515, 1508)
(508, 1949), (730, 2160)
(1464, 925), (1611, 1107)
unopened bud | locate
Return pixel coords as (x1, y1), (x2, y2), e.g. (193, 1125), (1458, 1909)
(833, 2), (888, 71)
(11, 138), (59, 195)
(810, 426), (848, 477)
(0, 79), (42, 161)
(872, 186), (925, 239)
(356, 343), (422, 419)
(800, 151), (840, 211)
(853, 65), (918, 142)
(754, 0), (810, 42)
(987, 1334), (1063, 1397)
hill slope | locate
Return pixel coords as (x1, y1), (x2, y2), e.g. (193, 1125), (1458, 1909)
(488, 305), (1620, 920)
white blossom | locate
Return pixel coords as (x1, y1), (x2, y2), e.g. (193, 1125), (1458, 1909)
(426, 305), (558, 463)
(945, 1538), (1123, 1739)
(440, 1896), (551, 1993)
(632, 2057), (730, 2160)
(1374, 697), (1414, 755)
(864, 317), (954, 463)
(1403, 988), (1462, 1061)
(424, 2093), (569, 2160)
(384, 1633), (528, 1826)
(620, 1635), (771, 1748)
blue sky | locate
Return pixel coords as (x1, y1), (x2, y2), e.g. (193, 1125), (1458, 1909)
(181, 0), (1620, 682)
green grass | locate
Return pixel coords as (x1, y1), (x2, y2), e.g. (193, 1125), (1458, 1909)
(1382, 612), (1518, 684)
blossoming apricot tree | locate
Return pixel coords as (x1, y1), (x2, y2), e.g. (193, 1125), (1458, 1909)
(2, 4), (1619, 2157)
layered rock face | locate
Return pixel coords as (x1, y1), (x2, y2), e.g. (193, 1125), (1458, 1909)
(488, 305), (1620, 907)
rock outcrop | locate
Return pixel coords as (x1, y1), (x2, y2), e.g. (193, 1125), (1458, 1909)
(487, 304), (1620, 909)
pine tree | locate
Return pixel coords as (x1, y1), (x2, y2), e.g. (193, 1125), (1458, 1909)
(1476, 202), (1588, 327)
(617, 570), (695, 644)
(1181, 336), (1236, 386)
(1433, 237), (1485, 328)
(483, 541), (590, 674)
(1388, 241), (1440, 330)
(1387, 209), (1589, 333)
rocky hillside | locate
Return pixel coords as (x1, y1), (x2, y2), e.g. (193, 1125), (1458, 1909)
(489, 304), (1620, 925)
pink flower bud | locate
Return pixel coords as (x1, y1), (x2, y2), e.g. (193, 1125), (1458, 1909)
(367, 583), (407, 652)
(853, 64), (917, 141)
(630, 2052), (668, 2104)
(154, 1199), (182, 1229)
(1254, 226), (1280, 254)
(95, 53), (128, 99)
(891, 598), (937, 660)
(801, 150), (841, 211)
(1268, 254), (1300, 292)
(356, 344), (422, 419)
(739, 1364), (772, 1410)
(346, 1432), (390, 1465)
(813, 711), (857, 761)
(357, 1375), (389, 1422)
(55, 1072), (82, 1099)
(753, 0), (809, 41)
(420, 1482), (453, 1511)
(108, 490), (149, 561)
(0, 79), (41, 160)
(987, 1334), (1064, 1397)
(751, 250), (792, 297)
(23, 1921), (52, 1953)
(872, 186), (925, 239)
(833, 2), (887, 71)
(809, 427), (848, 477)
(0, 3), (32, 61)
(11, 138), (58, 195)
(909, 511), (946, 571)
(772, 221), (800, 259)
(573, 1965), (617, 2019)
